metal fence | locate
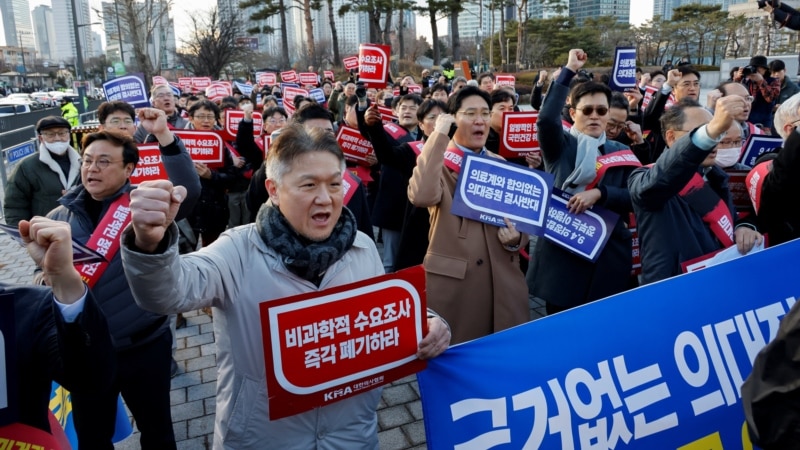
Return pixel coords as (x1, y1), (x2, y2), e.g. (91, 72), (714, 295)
(0, 99), (104, 150)
(0, 125), (38, 203)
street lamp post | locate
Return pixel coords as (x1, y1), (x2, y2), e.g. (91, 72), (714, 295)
(17, 30), (28, 86)
(477, 29), (483, 74)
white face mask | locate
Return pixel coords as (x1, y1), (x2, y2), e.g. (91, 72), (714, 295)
(714, 146), (741, 168)
(44, 140), (70, 156)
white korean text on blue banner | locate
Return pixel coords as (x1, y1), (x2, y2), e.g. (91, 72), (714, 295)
(418, 239), (800, 449)
(451, 152), (554, 235)
(611, 47), (638, 92)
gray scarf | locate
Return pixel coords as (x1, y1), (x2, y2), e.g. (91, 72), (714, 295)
(255, 202), (357, 286)
(563, 127), (606, 194)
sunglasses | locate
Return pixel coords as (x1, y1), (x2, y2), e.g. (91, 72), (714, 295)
(575, 105), (609, 116)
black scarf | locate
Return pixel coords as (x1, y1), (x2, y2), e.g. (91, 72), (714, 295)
(256, 202), (357, 285)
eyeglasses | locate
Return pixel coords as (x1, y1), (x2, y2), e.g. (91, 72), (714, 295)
(457, 109), (491, 121)
(82, 158), (121, 170)
(267, 117), (287, 125)
(154, 92), (173, 99)
(743, 95), (755, 103)
(41, 130), (70, 139)
(606, 121), (627, 131)
(719, 140), (743, 147)
(575, 105), (609, 116)
(106, 118), (135, 126)
(193, 114), (216, 121)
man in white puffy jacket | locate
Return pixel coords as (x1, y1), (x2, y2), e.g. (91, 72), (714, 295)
(120, 123), (451, 449)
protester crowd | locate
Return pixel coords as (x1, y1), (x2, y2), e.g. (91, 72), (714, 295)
(2, 40), (800, 448)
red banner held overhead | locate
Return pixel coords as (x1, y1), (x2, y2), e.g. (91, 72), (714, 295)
(500, 111), (540, 158)
(494, 74), (516, 87)
(129, 144), (168, 185)
(257, 71), (277, 86)
(324, 70), (335, 81)
(282, 86), (309, 109)
(222, 110), (263, 141)
(174, 130), (224, 167)
(299, 72), (319, 86)
(281, 70), (299, 83)
(343, 56), (359, 71)
(358, 44), (391, 88)
(191, 77), (212, 91)
(336, 125), (375, 166)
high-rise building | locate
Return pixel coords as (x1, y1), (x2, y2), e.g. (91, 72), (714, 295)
(32, 5), (56, 61)
(528, 0), (569, 19)
(52, 0), (93, 64)
(653, 0), (734, 21)
(447, 0), (505, 50)
(311, 0), (368, 59)
(1, 0), (34, 49)
(569, 0), (630, 26)
(217, 0), (302, 65)
(102, 1), (176, 69)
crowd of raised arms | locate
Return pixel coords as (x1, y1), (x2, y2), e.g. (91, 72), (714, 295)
(2, 11), (800, 444)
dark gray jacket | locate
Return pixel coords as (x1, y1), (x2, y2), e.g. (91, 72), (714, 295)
(528, 68), (636, 308)
(629, 130), (737, 285)
(46, 137), (199, 350)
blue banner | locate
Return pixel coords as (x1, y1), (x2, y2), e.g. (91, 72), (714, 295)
(739, 134), (782, 168)
(102, 73), (149, 108)
(544, 188), (618, 262)
(234, 81), (253, 97)
(308, 87), (327, 104)
(169, 84), (181, 97)
(451, 152), (554, 235)
(280, 82), (300, 90)
(418, 239), (800, 449)
(4, 139), (36, 164)
(51, 383), (132, 448)
(611, 47), (637, 92)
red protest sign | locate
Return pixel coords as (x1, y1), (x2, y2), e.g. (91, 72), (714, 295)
(205, 82), (231, 102)
(377, 105), (396, 124)
(407, 85), (422, 94)
(281, 70), (299, 83)
(495, 74), (516, 87)
(179, 77), (192, 90)
(261, 265), (427, 420)
(343, 56), (359, 71)
(641, 85), (658, 111)
(192, 77), (212, 90)
(257, 72), (277, 86)
(342, 170), (358, 205)
(152, 75), (168, 86)
(299, 72), (319, 86)
(336, 125), (375, 166)
(324, 70), (335, 81)
(358, 44), (391, 88)
(222, 110), (263, 141)
(282, 86), (309, 108)
(500, 111), (540, 158)
(130, 144), (167, 184)
(175, 130), (224, 167)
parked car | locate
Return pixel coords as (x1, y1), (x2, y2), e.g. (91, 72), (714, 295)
(0, 101), (33, 117)
(31, 92), (56, 107)
(6, 93), (45, 110)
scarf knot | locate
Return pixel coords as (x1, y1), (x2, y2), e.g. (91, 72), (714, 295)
(564, 127), (606, 194)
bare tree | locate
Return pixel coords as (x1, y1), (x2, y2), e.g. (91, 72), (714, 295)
(175, 7), (252, 79)
(96, 0), (173, 83)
